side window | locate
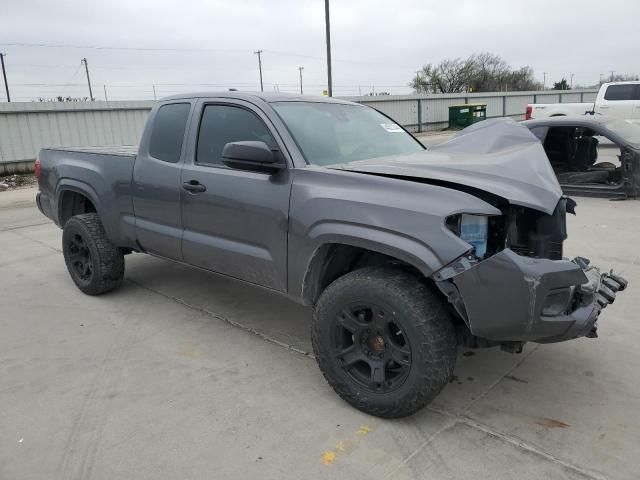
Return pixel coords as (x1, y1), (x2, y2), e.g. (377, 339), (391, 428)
(196, 104), (276, 166)
(149, 103), (191, 163)
(604, 85), (636, 101)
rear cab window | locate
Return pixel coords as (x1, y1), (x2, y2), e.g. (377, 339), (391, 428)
(149, 103), (191, 163)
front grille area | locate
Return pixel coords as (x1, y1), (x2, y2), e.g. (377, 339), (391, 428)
(506, 198), (570, 261)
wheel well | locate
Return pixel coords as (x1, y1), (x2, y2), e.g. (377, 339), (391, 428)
(58, 190), (96, 225)
(302, 243), (422, 305)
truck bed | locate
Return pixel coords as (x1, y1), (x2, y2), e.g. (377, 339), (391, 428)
(37, 145), (138, 244)
(46, 145), (138, 157)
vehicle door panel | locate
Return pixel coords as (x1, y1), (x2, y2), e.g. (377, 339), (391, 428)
(132, 102), (194, 259)
(180, 100), (292, 292)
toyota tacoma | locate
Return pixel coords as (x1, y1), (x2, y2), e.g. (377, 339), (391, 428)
(35, 93), (627, 418)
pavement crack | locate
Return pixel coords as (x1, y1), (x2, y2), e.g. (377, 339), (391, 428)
(126, 278), (316, 360)
(424, 405), (605, 480)
(461, 344), (540, 413)
(0, 220), (51, 232)
(381, 419), (459, 480)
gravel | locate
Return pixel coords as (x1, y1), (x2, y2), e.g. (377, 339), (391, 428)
(0, 174), (37, 191)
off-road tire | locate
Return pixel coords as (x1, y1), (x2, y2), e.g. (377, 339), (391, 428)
(62, 213), (124, 295)
(311, 266), (456, 418)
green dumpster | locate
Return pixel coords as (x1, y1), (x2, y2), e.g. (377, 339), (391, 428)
(448, 104), (486, 129)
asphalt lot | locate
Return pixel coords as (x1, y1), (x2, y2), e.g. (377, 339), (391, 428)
(1, 184), (638, 480)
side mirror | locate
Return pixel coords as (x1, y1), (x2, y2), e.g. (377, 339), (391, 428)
(221, 141), (285, 173)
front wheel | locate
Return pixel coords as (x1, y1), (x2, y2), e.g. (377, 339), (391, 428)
(311, 266), (456, 418)
(62, 213), (124, 295)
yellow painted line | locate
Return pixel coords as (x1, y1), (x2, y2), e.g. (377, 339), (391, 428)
(320, 423), (377, 466)
(321, 451), (336, 465)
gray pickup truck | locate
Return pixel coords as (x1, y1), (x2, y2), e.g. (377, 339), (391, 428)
(36, 93), (627, 418)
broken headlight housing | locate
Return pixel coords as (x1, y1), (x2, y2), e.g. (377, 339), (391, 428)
(446, 214), (490, 258)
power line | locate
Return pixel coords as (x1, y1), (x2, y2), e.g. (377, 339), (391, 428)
(0, 41), (417, 69)
(0, 41), (248, 53)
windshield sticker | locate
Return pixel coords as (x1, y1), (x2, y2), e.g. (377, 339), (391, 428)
(380, 123), (403, 133)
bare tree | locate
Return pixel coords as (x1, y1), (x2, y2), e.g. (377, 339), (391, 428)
(413, 58), (475, 94)
(411, 54), (541, 93)
(610, 73), (639, 82)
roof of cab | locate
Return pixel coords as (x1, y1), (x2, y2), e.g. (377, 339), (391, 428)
(160, 91), (359, 105)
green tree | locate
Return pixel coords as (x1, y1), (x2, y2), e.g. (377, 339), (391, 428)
(553, 78), (570, 90)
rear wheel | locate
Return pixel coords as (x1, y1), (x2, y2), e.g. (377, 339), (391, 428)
(62, 213), (124, 295)
(311, 266), (456, 418)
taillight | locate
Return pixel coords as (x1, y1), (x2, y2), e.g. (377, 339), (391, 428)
(525, 104), (533, 120)
(34, 158), (41, 189)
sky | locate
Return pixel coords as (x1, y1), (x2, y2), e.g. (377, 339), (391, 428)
(1, 0), (638, 101)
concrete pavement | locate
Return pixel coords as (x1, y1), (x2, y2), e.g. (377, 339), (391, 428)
(1, 187), (638, 479)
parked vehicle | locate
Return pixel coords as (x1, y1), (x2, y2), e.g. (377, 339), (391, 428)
(525, 81), (640, 121)
(36, 93), (627, 418)
(522, 116), (640, 198)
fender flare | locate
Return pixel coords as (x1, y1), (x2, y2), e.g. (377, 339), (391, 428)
(55, 178), (102, 226)
(298, 222), (448, 304)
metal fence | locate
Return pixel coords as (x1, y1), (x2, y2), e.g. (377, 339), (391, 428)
(0, 89), (598, 173)
(343, 89), (599, 132)
(0, 101), (154, 173)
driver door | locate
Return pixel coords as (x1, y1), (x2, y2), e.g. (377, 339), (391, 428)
(179, 99), (292, 292)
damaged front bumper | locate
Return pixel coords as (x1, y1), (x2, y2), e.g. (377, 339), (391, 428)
(435, 249), (627, 344)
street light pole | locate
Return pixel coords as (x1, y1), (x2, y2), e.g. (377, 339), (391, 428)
(298, 66), (304, 95)
(81, 58), (94, 101)
(324, 0), (333, 97)
(0, 53), (10, 102)
(254, 50), (264, 92)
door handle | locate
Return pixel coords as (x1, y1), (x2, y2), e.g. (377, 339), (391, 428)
(182, 180), (207, 193)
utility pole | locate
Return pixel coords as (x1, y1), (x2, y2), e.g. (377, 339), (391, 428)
(298, 66), (304, 95)
(599, 73), (604, 85)
(103, 85), (108, 101)
(81, 58), (94, 101)
(0, 53), (10, 102)
(324, 0), (333, 97)
(570, 73), (574, 89)
(543, 72), (547, 90)
(254, 50), (264, 92)
(609, 70), (616, 82)
(415, 71), (421, 93)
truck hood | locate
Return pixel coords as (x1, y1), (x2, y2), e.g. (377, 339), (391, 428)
(330, 118), (563, 215)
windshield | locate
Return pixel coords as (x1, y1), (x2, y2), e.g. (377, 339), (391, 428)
(604, 119), (640, 147)
(271, 101), (424, 166)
